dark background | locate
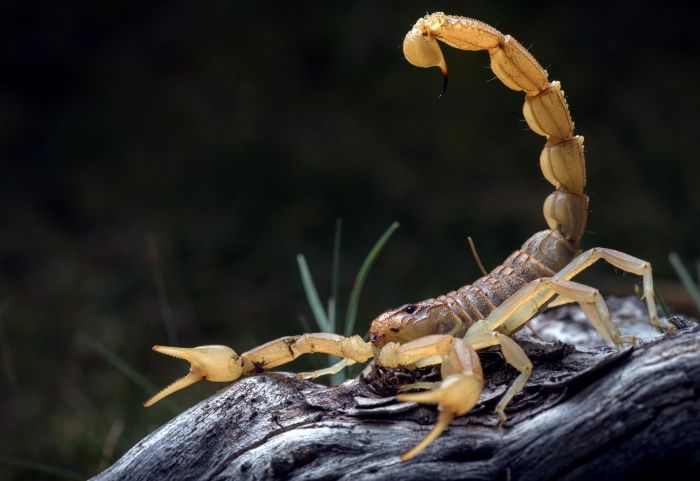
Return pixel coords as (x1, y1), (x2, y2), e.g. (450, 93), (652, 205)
(1, 0), (698, 478)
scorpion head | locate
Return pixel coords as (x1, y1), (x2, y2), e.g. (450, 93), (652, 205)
(369, 300), (461, 349)
(403, 14), (449, 97)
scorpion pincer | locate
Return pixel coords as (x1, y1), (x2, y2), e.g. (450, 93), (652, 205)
(144, 13), (672, 461)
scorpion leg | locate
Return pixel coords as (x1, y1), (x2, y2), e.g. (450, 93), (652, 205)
(472, 277), (635, 346)
(145, 333), (373, 406)
(546, 295), (576, 308)
(398, 381), (441, 393)
(553, 247), (669, 330)
(298, 357), (357, 380)
(464, 331), (533, 423)
(454, 252), (664, 420)
(494, 248), (668, 336)
(385, 335), (484, 460)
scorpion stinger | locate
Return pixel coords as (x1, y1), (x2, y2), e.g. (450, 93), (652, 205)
(403, 18), (449, 99)
(439, 73), (448, 99)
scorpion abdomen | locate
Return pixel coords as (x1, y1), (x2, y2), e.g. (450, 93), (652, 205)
(441, 229), (578, 331)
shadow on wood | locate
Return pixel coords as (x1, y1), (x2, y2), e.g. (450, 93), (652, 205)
(93, 298), (700, 481)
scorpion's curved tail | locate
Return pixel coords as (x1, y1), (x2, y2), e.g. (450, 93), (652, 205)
(403, 13), (588, 249)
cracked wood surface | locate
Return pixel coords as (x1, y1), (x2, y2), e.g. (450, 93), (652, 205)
(93, 298), (700, 481)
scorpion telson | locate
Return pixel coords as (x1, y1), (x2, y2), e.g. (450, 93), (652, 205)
(145, 12), (673, 461)
(439, 74), (448, 98)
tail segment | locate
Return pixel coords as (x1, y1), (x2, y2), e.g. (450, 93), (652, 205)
(403, 13), (588, 248)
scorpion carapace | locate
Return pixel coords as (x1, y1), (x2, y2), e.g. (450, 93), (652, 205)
(144, 13), (671, 461)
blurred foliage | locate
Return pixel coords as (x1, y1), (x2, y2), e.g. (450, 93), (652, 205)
(669, 253), (700, 311)
(0, 0), (698, 478)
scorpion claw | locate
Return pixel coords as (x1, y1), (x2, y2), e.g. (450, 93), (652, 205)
(144, 370), (202, 408)
(396, 374), (482, 460)
(144, 345), (242, 407)
(400, 410), (455, 461)
(396, 374), (481, 412)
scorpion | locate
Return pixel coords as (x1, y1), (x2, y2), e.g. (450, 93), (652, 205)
(144, 13), (671, 461)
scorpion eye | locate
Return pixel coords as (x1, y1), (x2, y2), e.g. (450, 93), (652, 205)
(403, 304), (417, 314)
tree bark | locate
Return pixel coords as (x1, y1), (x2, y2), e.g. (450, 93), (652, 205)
(92, 298), (700, 481)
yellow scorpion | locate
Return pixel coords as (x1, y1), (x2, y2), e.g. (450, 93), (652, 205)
(144, 13), (671, 461)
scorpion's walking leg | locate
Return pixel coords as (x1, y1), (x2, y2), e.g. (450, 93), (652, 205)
(477, 248), (670, 345)
(554, 247), (669, 330)
(145, 333), (373, 407)
(381, 335), (484, 460)
(298, 357), (357, 380)
(470, 276), (635, 347)
(464, 331), (533, 422)
(396, 333), (533, 424)
(461, 275), (635, 419)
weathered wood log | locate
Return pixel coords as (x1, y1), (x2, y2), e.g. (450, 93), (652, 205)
(93, 298), (700, 481)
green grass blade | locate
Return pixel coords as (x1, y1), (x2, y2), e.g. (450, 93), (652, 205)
(0, 454), (83, 480)
(326, 299), (336, 332)
(328, 218), (342, 331)
(344, 221), (399, 337)
(669, 252), (700, 311)
(653, 285), (671, 319)
(296, 254), (331, 332)
(78, 332), (180, 415)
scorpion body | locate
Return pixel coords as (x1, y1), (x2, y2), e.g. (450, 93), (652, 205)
(145, 13), (670, 462)
(372, 230), (576, 347)
(442, 230), (575, 326)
